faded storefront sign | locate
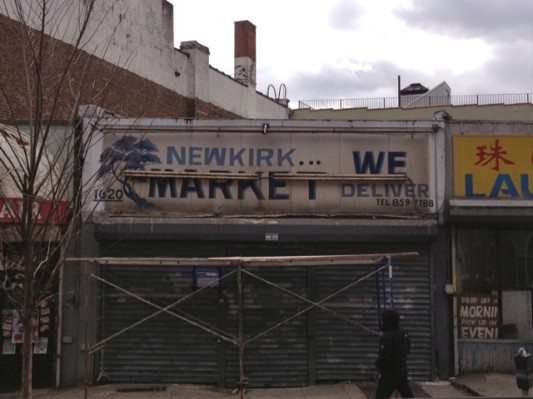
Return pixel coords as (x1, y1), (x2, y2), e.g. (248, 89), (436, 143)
(93, 131), (438, 216)
(458, 293), (499, 339)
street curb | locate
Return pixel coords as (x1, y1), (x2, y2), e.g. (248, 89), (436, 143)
(450, 379), (482, 397)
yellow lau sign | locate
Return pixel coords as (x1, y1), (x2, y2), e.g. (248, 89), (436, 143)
(454, 136), (533, 198)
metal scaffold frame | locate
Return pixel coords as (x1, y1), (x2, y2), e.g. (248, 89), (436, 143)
(73, 252), (418, 399)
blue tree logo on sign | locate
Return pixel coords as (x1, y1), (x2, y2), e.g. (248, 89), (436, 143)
(98, 135), (161, 208)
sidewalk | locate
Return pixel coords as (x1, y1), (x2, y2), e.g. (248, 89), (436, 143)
(0, 380), (470, 399)
(1, 383), (364, 399)
(453, 373), (528, 397)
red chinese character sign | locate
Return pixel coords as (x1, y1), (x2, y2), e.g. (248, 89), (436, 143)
(474, 139), (515, 171)
(454, 136), (533, 198)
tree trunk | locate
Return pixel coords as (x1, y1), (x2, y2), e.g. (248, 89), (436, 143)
(21, 252), (35, 399)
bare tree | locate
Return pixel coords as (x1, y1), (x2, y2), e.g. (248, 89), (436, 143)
(0, 1), (130, 397)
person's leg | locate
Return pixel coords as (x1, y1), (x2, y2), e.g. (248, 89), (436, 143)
(396, 379), (414, 398)
(375, 379), (396, 399)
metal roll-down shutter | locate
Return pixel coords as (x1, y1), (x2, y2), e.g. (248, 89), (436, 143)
(101, 264), (220, 383)
(314, 251), (432, 381)
(223, 266), (309, 388)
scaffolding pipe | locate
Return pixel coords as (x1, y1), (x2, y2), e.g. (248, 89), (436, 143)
(122, 169), (408, 183)
(76, 252), (417, 395)
(376, 264), (382, 331)
(89, 269), (238, 353)
(90, 274), (239, 346)
(246, 264), (388, 345)
(388, 255), (394, 309)
(243, 269), (378, 337)
(237, 261), (246, 398)
(84, 261), (89, 399)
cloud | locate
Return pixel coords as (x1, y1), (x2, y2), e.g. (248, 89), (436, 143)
(462, 42), (533, 93)
(329, 0), (364, 30)
(284, 60), (436, 100)
(395, 0), (533, 43)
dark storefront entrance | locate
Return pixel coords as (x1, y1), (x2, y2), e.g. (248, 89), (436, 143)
(0, 247), (55, 392)
(0, 295), (55, 392)
(93, 240), (433, 388)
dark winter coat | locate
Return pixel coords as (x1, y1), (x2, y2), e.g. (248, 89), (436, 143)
(375, 310), (411, 382)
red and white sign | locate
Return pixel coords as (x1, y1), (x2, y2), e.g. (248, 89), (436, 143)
(0, 198), (69, 224)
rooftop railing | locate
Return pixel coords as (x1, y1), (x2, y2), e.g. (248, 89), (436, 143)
(297, 93), (533, 110)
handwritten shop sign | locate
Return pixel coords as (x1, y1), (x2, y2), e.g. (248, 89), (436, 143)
(458, 293), (499, 339)
(454, 136), (533, 198)
(93, 131), (437, 216)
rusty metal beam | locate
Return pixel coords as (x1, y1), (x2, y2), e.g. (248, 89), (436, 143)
(122, 169), (407, 183)
(270, 173), (407, 182)
(67, 252), (418, 267)
(123, 170), (259, 180)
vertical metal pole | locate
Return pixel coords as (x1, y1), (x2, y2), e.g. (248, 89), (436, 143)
(380, 262), (386, 308)
(397, 75), (401, 107)
(496, 230), (503, 332)
(376, 264), (382, 330)
(55, 259), (65, 388)
(451, 226), (459, 376)
(98, 263), (106, 382)
(387, 256), (394, 309)
(237, 261), (245, 399)
(84, 261), (89, 399)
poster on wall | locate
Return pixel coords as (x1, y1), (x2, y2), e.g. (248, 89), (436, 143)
(458, 292), (499, 339)
(1, 307), (50, 354)
(1, 310), (16, 355)
(194, 268), (220, 288)
(11, 310), (39, 344)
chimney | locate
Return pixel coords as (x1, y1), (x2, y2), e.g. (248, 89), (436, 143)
(234, 20), (256, 87)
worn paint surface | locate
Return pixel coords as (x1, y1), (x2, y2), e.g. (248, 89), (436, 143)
(459, 340), (533, 373)
(94, 130), (437, 217)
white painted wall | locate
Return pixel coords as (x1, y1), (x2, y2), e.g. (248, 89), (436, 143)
(404, 82), (451, 108)
(174, 50), (191, 96)
(209, 68), (288, 118)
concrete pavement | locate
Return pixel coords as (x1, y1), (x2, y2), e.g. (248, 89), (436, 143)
(0, 383), (366, 399)
(2, 373), (526, 398)
(0, 380), (469, 399)
(2, 374), (525, 399)
(452, 373), (529, 397)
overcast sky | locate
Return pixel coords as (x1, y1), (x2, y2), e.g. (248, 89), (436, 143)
(168, 0), (533, 103)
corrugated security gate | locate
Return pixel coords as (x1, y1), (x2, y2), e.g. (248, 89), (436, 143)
(101, 264), (220, 383)
(314, 254), (432, 382)
(98, 248), (432, 387)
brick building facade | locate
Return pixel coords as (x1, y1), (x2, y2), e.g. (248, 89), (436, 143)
(0, 2), (287, 122)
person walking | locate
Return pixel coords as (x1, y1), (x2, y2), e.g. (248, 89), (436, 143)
(375, 309), (414, 398)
